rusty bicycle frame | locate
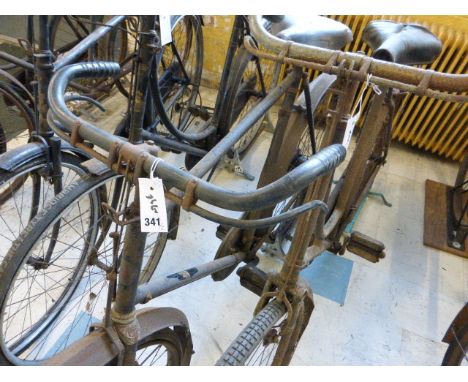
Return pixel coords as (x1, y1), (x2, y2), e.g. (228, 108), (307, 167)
(18, 15), (468, 366)
(223, 16), (468, 267)
(32, 16), (342, 366)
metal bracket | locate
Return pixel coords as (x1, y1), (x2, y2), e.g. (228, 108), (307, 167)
(182, 179), (199, 210)
(90, 323), (125, 366)
(222, 150), (255, 181)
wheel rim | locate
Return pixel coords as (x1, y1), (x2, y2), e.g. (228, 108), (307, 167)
(136, 340), (179, 366)
(0, 161), (84, 263)
(0, 85), (35, 152)
(0, 175), (167, 363)
(156, 16), (203, 134)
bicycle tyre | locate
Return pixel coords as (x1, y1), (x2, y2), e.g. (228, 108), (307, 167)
(0, 152), (87, 263)
(151, 16), (204, 140)
(184, 45), (272, 169)
(265, 74), (338, 255)
(218, 46), (268, 155)
(216, 299), (287, 366)
(0, 172), (168, 364)
(0, 80), (35, 153)
(0, 124), (5, 154)
(442, 323), (468, 365)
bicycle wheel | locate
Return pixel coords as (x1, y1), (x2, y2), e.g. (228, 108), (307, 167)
(134, 328), (191, 366)
(0, 152), (86, 264)
(218, 46), (270, 155)
(442, 324), (468, 365)
(184, 45), (271, 169)
(326, 89), (392, 241)
(0, 81), (35, 153)
(0, 172), (168, 365)
(152, 15), (204, 136)
(266, 74), (338, 255)
(216, 299), (288, 366)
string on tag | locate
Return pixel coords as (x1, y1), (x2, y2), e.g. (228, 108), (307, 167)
(366, 74), (382, 96)
(149, 157), (162, 180)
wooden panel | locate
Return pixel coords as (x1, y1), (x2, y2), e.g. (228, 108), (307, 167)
(424, 179), (468, 258)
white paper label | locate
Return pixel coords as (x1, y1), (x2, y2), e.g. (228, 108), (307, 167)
(159, 15), (172, 46)
(342, 111), (361, 150)
(139, 178), (168, 233)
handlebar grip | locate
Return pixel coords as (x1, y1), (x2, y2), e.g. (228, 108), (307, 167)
(67, 61), (121, 80)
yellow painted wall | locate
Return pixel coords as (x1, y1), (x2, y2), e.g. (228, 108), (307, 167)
(200, 16), (234, 87)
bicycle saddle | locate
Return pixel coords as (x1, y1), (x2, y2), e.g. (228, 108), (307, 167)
(363, 20), (442, 65)
(268, 15), (353, 50)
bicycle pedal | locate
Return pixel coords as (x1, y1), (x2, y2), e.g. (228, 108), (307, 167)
(346, 231), (386, 263)
(237, 263), (267, 296)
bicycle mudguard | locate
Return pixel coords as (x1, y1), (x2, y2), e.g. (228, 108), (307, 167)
(0, 141), (89, 173)
(0, 142), (46, 172)
(43, 307), (193, 366)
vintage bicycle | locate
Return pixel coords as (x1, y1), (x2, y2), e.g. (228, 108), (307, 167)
(0, 15), (466, 366)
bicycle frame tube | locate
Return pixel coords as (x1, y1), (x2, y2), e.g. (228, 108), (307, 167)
(0, 52), (34, 71)
(53, 16), (127, 71)
(135, 253), (246, 304)
(189, 69), (300, 178)
(108, 17), (157, 365)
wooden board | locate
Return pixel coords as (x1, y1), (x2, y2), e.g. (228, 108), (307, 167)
(424, 180), (468, 258)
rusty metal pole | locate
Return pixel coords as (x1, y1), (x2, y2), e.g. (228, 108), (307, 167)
(109, 15), (157, 366)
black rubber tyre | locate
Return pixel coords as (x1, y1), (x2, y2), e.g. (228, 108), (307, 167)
(266, 74), (338, 255)
(217, 46), (268, 155)
(216, 299), (287, 366)
(0, 125), (6, 154)
(0, 152), (87, 263)
(0, 172), (168, 365)
(184, 45), (269, 169)
(0, 81), (35, 153)
(153, 16), (204, 137)
(442, 324), (468, 366)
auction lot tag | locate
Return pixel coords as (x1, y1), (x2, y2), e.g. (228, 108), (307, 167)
(159, 15), (172, 46)
(139, 178), (168, 233)
(342, 111), (360, 150)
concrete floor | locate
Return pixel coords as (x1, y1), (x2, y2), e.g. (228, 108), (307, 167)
(1, 84), (466, 365)
(149, 129), (466, 366)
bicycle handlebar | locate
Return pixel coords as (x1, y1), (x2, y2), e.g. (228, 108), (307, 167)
(47, 61), (346, 212)
(248, 16), (468, 95)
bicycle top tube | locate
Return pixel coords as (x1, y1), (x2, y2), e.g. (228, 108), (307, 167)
(248, 16), (468, 95)
(47, 61), (346, 212)
(53, 16), (127, 72)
